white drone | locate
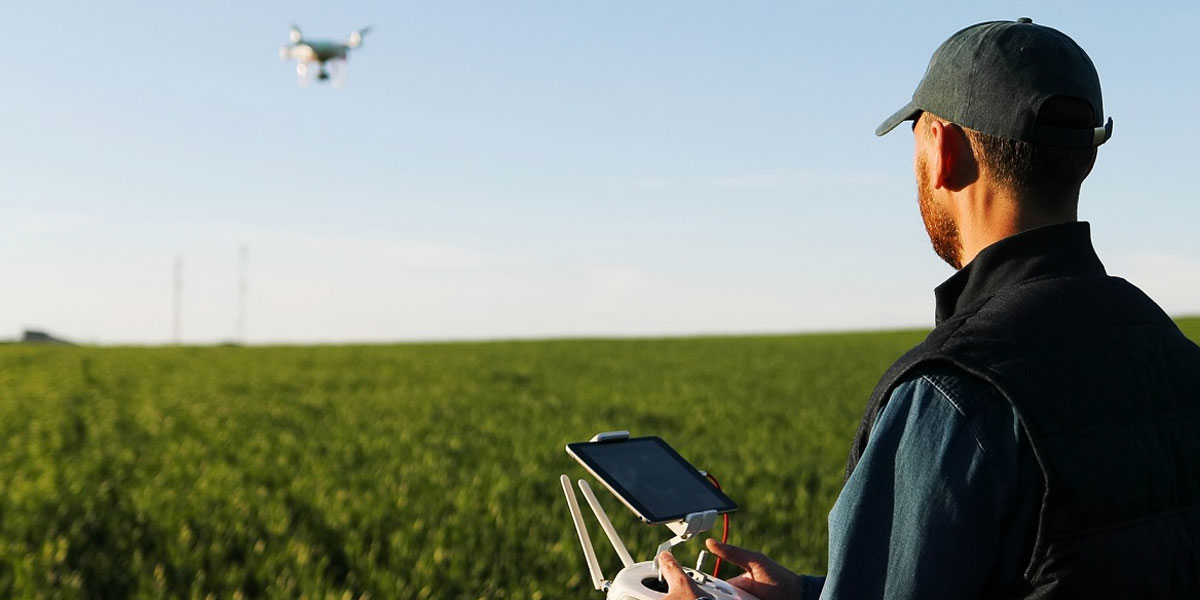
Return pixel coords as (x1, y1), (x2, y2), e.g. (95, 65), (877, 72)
(279, 24), (371, 86)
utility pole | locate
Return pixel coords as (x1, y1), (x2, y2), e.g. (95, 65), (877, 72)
(173, 255), (183, 344)
(237, 244), (248, 344)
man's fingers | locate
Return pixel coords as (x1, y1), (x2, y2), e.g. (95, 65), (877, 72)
(726, 572), (756, 588)
(657, 552), (693, 590)
(706, 539), (763, 570)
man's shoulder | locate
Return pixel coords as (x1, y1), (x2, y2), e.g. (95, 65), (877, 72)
(893, 362), (1008, 421)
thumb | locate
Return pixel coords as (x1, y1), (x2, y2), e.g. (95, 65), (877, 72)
(657, 551), (693, 591)
(706, 539), (763, 570)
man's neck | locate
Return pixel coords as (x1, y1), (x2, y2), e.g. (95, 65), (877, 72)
(953, 185), (1077, 268)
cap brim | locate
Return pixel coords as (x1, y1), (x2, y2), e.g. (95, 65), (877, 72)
(875, 102), (922, 137)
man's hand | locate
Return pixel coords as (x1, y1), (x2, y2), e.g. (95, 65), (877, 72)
(658, 551), (709, 599)
(706, 538), (804, 600)
(659, 539), (804, 600)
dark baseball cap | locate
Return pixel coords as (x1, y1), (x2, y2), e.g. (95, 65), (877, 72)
(876, 17), (1113, 148)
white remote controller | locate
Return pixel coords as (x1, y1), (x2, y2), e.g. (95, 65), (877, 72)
(560, 430), (761, 600)
(607, 560), (758, 600)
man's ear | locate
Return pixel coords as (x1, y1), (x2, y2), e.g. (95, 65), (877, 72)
(928, 120), (977, 191)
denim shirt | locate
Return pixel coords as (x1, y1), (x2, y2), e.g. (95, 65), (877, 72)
(801, 366), (1040, 599)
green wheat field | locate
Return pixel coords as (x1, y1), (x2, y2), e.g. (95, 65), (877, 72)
(2, 318), (1197, 599)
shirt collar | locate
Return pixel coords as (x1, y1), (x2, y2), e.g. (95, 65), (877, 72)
(933, 222), (1107, 324)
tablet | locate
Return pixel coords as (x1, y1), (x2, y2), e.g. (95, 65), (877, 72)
(566, 435), (737, 524)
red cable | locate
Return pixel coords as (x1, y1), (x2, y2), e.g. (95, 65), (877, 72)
(704, 473), (730, 578)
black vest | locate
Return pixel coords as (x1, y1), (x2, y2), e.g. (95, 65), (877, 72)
(846, 223), (1200, 598)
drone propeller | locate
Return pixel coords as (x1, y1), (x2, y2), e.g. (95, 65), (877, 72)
(289, 24), (302, 44)
(348, 26), (371, 48)
(294, 62), (311, 88)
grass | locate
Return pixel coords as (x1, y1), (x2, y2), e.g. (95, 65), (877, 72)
(0, 319), (1195, 598)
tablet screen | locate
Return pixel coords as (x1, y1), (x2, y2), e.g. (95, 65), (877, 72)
(567, 436), (737, 524)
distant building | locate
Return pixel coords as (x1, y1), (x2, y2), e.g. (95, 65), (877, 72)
(21, 329), (72, 345)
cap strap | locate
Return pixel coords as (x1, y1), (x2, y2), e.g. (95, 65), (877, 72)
(1029, 117), (1113, 148)
(1092, 117), (1114, 146)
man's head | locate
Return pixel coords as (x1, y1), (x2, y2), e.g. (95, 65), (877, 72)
(878, 18), (1111, 268)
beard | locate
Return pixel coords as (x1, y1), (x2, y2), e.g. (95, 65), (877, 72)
(916, 155), (963, 269)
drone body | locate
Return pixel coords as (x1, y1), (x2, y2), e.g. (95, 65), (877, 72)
(279, 25), (370, 85)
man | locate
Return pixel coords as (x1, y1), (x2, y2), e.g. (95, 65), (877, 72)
(661, 17), (1200, 599)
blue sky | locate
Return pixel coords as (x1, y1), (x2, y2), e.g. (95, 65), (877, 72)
(3, 1), (1197, 344)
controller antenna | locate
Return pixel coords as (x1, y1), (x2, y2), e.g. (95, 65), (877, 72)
(561, 474), (608, 591)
